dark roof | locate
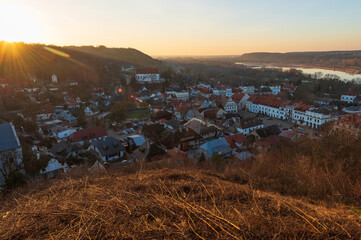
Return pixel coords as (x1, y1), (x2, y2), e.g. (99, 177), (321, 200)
(0, 122), (21, 152)
(255, 125), (281, 138)
(239, 118), (263, 129)
(69, 127), (107, 142)
(176, 128), (202, 143)
(313, 107), (332, 115)
(166, 119), (181, 130)
(136, 68), (159, 75)
(92, 137), (125, 157)
(150, 109), (173, 121)
(200, 125), (219, 135)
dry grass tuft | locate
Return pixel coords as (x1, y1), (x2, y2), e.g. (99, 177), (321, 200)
(0, 168), (360, 239)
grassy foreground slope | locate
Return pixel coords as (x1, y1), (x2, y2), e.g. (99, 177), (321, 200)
(0, 168), (360, 239)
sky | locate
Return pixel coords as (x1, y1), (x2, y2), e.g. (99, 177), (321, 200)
(1, 0), (361, 56)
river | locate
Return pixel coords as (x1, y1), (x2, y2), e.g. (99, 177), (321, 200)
(235, 62), (361, 82)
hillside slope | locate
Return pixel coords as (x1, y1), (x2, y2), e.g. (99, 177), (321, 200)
(0, 168), (360, 239)
(0, 41), (160, 85)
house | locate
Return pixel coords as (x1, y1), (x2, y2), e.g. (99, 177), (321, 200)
(282, 83), (297, 93)
(221, 98), (238, 113)
(236, 118), (264, 135)
(127, 134), (147, 151)
(225, 133), (246, 150)
(176, 127), (202, 151)
(90, 137), (125, 162)
(53, 109), (77, 124)
(135, 68), (160, 83)
(51, 74), (58, 84)
(268, 86), (281, 95)
(142, 123), (176, 149)
(150, 109), (173, 122)
(0, 122), (23, 187)
(232, 92), (250, 110)
(303, 107), (332, 128)
(165, 119), (182, 131)
(40, 158), (68, 178)
(132, 140), (167, 161)
(199, 138), (232, 160)
(251, 125), (281, 140)
(201, 108), (226, 120)
(183, 118), (222, 140)
(341, 91), (358, 103)
(84, 105), (100, 116)
(65, 97), (80, 108)
(258, 87), (273, 95)
(174, 91), (190, 101)
(48, 125), (77, 140)
(240, 86), (255, 95)
(69, 127), (107, 145)
(174, 104), (195, 121)
(50, 140), (82, 161)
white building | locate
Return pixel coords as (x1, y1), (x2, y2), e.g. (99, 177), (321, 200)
(340, 91), (357, 103)
(269, 86), (281, 95)
(48, 126), (77, 140)
(222, 98), (238, 113)
(51, 74), (58, 84)
(303, 108), (332, 128)
(135, 68), (160, 83)
(175, 91), (189, 101)
(240, 86), (255, 95)
(236, 118), (264, 135)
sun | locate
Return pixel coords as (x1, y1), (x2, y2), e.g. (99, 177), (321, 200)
(0, 2), (42, 43)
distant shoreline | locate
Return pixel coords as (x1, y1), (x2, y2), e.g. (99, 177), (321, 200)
(235, 62), (361, 75)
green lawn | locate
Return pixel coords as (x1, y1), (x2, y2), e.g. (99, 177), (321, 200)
(126, 110), (149, 119)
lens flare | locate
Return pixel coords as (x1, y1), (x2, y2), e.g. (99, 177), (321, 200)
(44, 46), (70, 58)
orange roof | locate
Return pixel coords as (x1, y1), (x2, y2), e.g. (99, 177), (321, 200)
(225, 133), (246, 149)
(232, 92), (246, 103)
(343, 91), (358, 96)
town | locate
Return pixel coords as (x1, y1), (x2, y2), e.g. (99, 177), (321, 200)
(1, 65), (360, 189)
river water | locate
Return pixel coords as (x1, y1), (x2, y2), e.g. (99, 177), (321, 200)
(235, 62), (361, 82)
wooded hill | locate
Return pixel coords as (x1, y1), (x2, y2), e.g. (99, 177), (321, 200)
(236, 50), (361, 71)
(0, 41), (160, 86)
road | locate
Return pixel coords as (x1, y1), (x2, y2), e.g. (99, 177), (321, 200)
(239, 110), (294, 130)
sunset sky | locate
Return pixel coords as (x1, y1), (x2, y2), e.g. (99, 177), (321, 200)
(1, 0), (361, 56)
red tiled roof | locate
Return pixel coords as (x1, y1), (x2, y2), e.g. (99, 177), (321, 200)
(343, 91), (358, 96)
(232, 92), (246, 103)
(136, 68), (159, 75)
(69, 127), (107, 142)
(226, 133), (246, 149)
(176, 104), (192, 115)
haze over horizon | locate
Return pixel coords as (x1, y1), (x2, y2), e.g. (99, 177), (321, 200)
(1, 0), (361, 56)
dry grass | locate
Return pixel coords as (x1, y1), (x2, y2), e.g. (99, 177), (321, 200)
(0, 167), (360, 239)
